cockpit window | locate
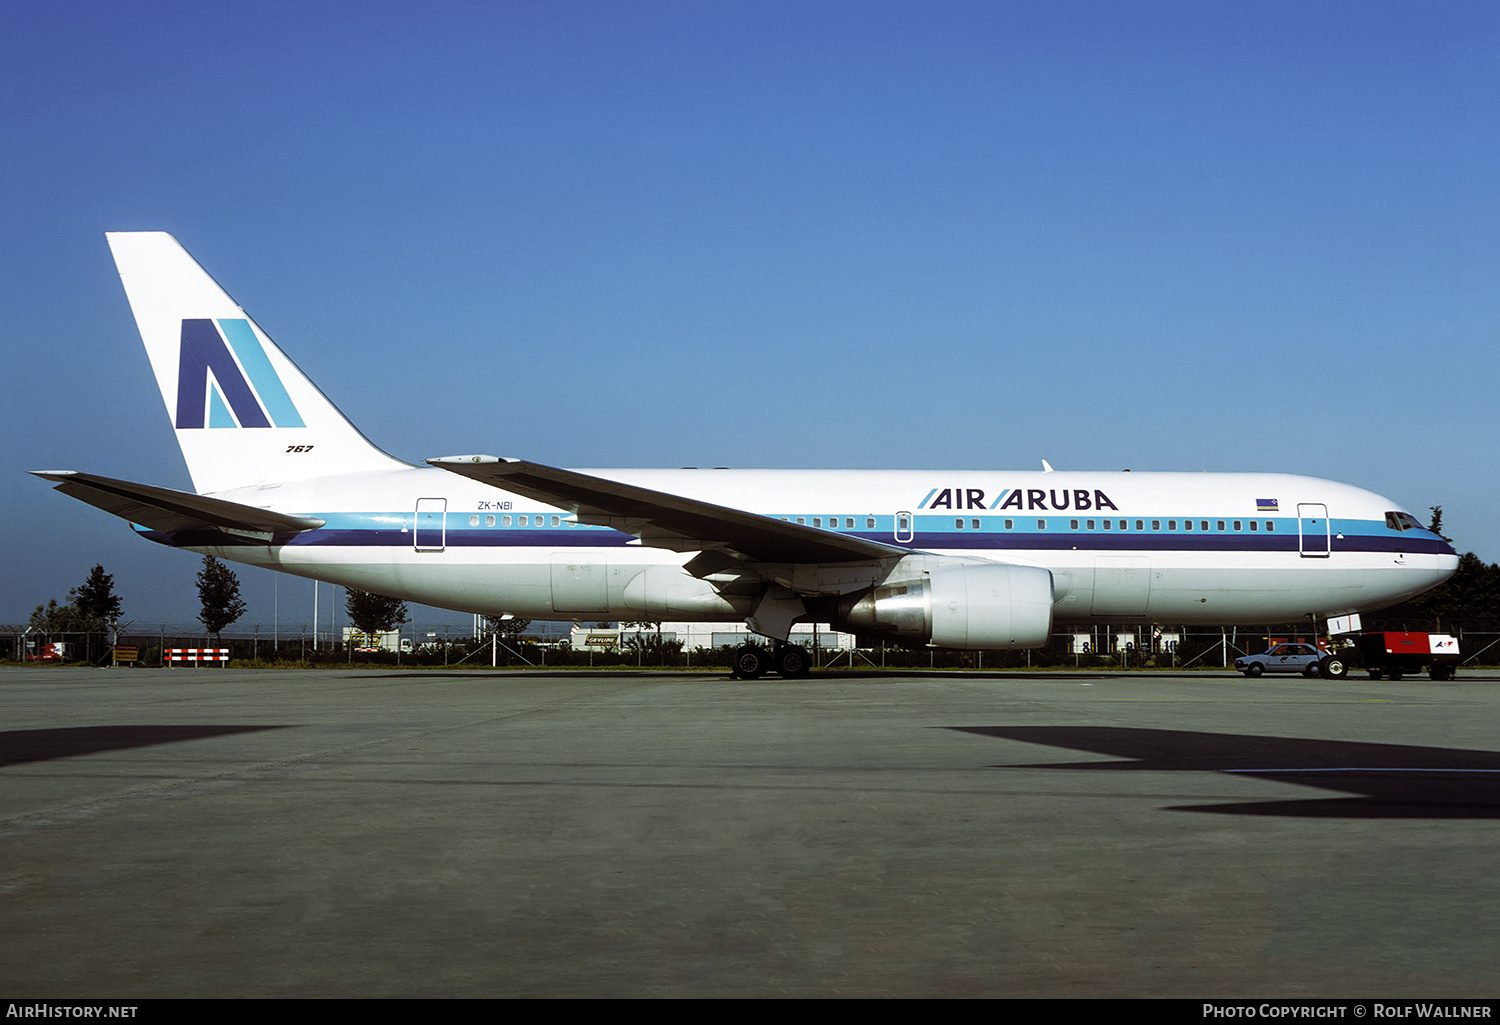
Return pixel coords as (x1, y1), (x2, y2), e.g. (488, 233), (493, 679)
(1385, 511), (1423, 532)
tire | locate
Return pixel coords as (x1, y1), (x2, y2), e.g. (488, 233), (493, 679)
(1303, 664), (1319, 677)
(1246, 663), (1264, 677)
(774, 645), (811, 678)
(1388, 670), (1402, 681)
(1367, 669), (1383, 680)
(1320, 655), (1348, 680)
(731, 644), (769, 680)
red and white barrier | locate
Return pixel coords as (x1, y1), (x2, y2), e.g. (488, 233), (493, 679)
(165, 648), (229, 666)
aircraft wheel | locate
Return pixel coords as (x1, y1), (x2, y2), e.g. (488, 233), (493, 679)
(1246, 663), (1264, 677)
(774, 645), (811, 678)
(1320, 656), (1348, 680)
(731, 644), (769, 680)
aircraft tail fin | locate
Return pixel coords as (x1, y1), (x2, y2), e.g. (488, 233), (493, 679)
(105, 232), (410, 495)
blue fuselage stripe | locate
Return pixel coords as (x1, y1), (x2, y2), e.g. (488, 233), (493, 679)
(135, 511), (1452, 556)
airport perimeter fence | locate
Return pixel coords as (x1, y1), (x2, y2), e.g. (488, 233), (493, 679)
(9, 625), (1500, 671)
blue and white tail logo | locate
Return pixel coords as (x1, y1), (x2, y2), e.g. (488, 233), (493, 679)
(109, 232), (408, 492)
(175, 318), (304, 429)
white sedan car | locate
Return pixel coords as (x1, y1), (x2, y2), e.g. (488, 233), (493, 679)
(1235, 643), (1325, 677)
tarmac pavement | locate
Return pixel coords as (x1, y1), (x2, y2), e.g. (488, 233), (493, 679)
(2, 665), (1498, 997)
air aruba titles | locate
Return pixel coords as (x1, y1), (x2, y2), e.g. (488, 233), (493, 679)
(919, 487), (1120, 512)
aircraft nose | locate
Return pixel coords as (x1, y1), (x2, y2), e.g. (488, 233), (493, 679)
(1440, 552), (1459, 579)
(1430, 533), (1460, 567)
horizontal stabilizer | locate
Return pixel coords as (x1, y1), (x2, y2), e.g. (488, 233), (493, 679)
(427, 454), (906, 564)
(30, 470), (324, 538)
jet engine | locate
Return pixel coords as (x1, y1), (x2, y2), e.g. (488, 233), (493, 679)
(833, 556), (1054, 649)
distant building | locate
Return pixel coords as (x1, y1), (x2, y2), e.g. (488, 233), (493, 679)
(343, 627), (413, 653)
(568, 622), (854, 650)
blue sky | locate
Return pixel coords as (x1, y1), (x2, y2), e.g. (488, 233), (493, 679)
(3, 1), (1497, 633)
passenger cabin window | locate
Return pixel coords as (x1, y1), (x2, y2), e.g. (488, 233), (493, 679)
(971, 518), (980, 530)
(1184, 519), (1192, 530)
(1037, 519), (1046, 529)
(1103, 519), (1112, 530)
(1086, 519), (1095, 530)
(1004, 519), (1014, 529)
(1233, 520), (1242, 531)
(502, 515), (511, 526)
(1070, 519), (1079, 530)
(956, 518), (965, 529)
(1136, 520), (1145, 531)
(1151, 520), (1160, 530)
(1265, 520), (1274, 531)
(1250, 521), (1258, 531)
(1201, 521), (1209, 532)
(1217, 520), (1225, 531)
(865, 517), (875, 528)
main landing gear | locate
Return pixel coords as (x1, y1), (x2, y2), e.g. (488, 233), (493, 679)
(730, 643), (812, 679)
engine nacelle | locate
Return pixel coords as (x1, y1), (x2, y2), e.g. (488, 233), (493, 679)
(834, 557), (1054, 649)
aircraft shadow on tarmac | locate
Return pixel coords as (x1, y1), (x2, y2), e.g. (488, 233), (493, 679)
(0, 725), (294, 766)
(948, 726), (1500, 819)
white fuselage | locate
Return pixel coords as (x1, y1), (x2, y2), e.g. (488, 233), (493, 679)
(153, 466), (1457, 629)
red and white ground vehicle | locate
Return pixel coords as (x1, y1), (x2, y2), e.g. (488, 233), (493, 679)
(1353, 632), (1461, 681)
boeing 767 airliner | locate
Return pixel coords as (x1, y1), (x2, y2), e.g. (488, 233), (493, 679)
(33, 233), (1458, 677)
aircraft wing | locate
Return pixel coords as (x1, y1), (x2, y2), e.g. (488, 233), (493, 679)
(427, 455), (907, 564)
(30, 470), (325, 538)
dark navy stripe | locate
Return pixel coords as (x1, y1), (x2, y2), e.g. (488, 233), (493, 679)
(139, 524), (1450, 557)
(900, 532), (1452, 555)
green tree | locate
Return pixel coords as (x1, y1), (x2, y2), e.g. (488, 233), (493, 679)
(1428, 506), (1452, 543)
(73, 564), (123, 631)
(29, 597), (78, 634)
(197, 556), (247, 639)
(345, 589), (410, 638)
(484, 615), (531, 640)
